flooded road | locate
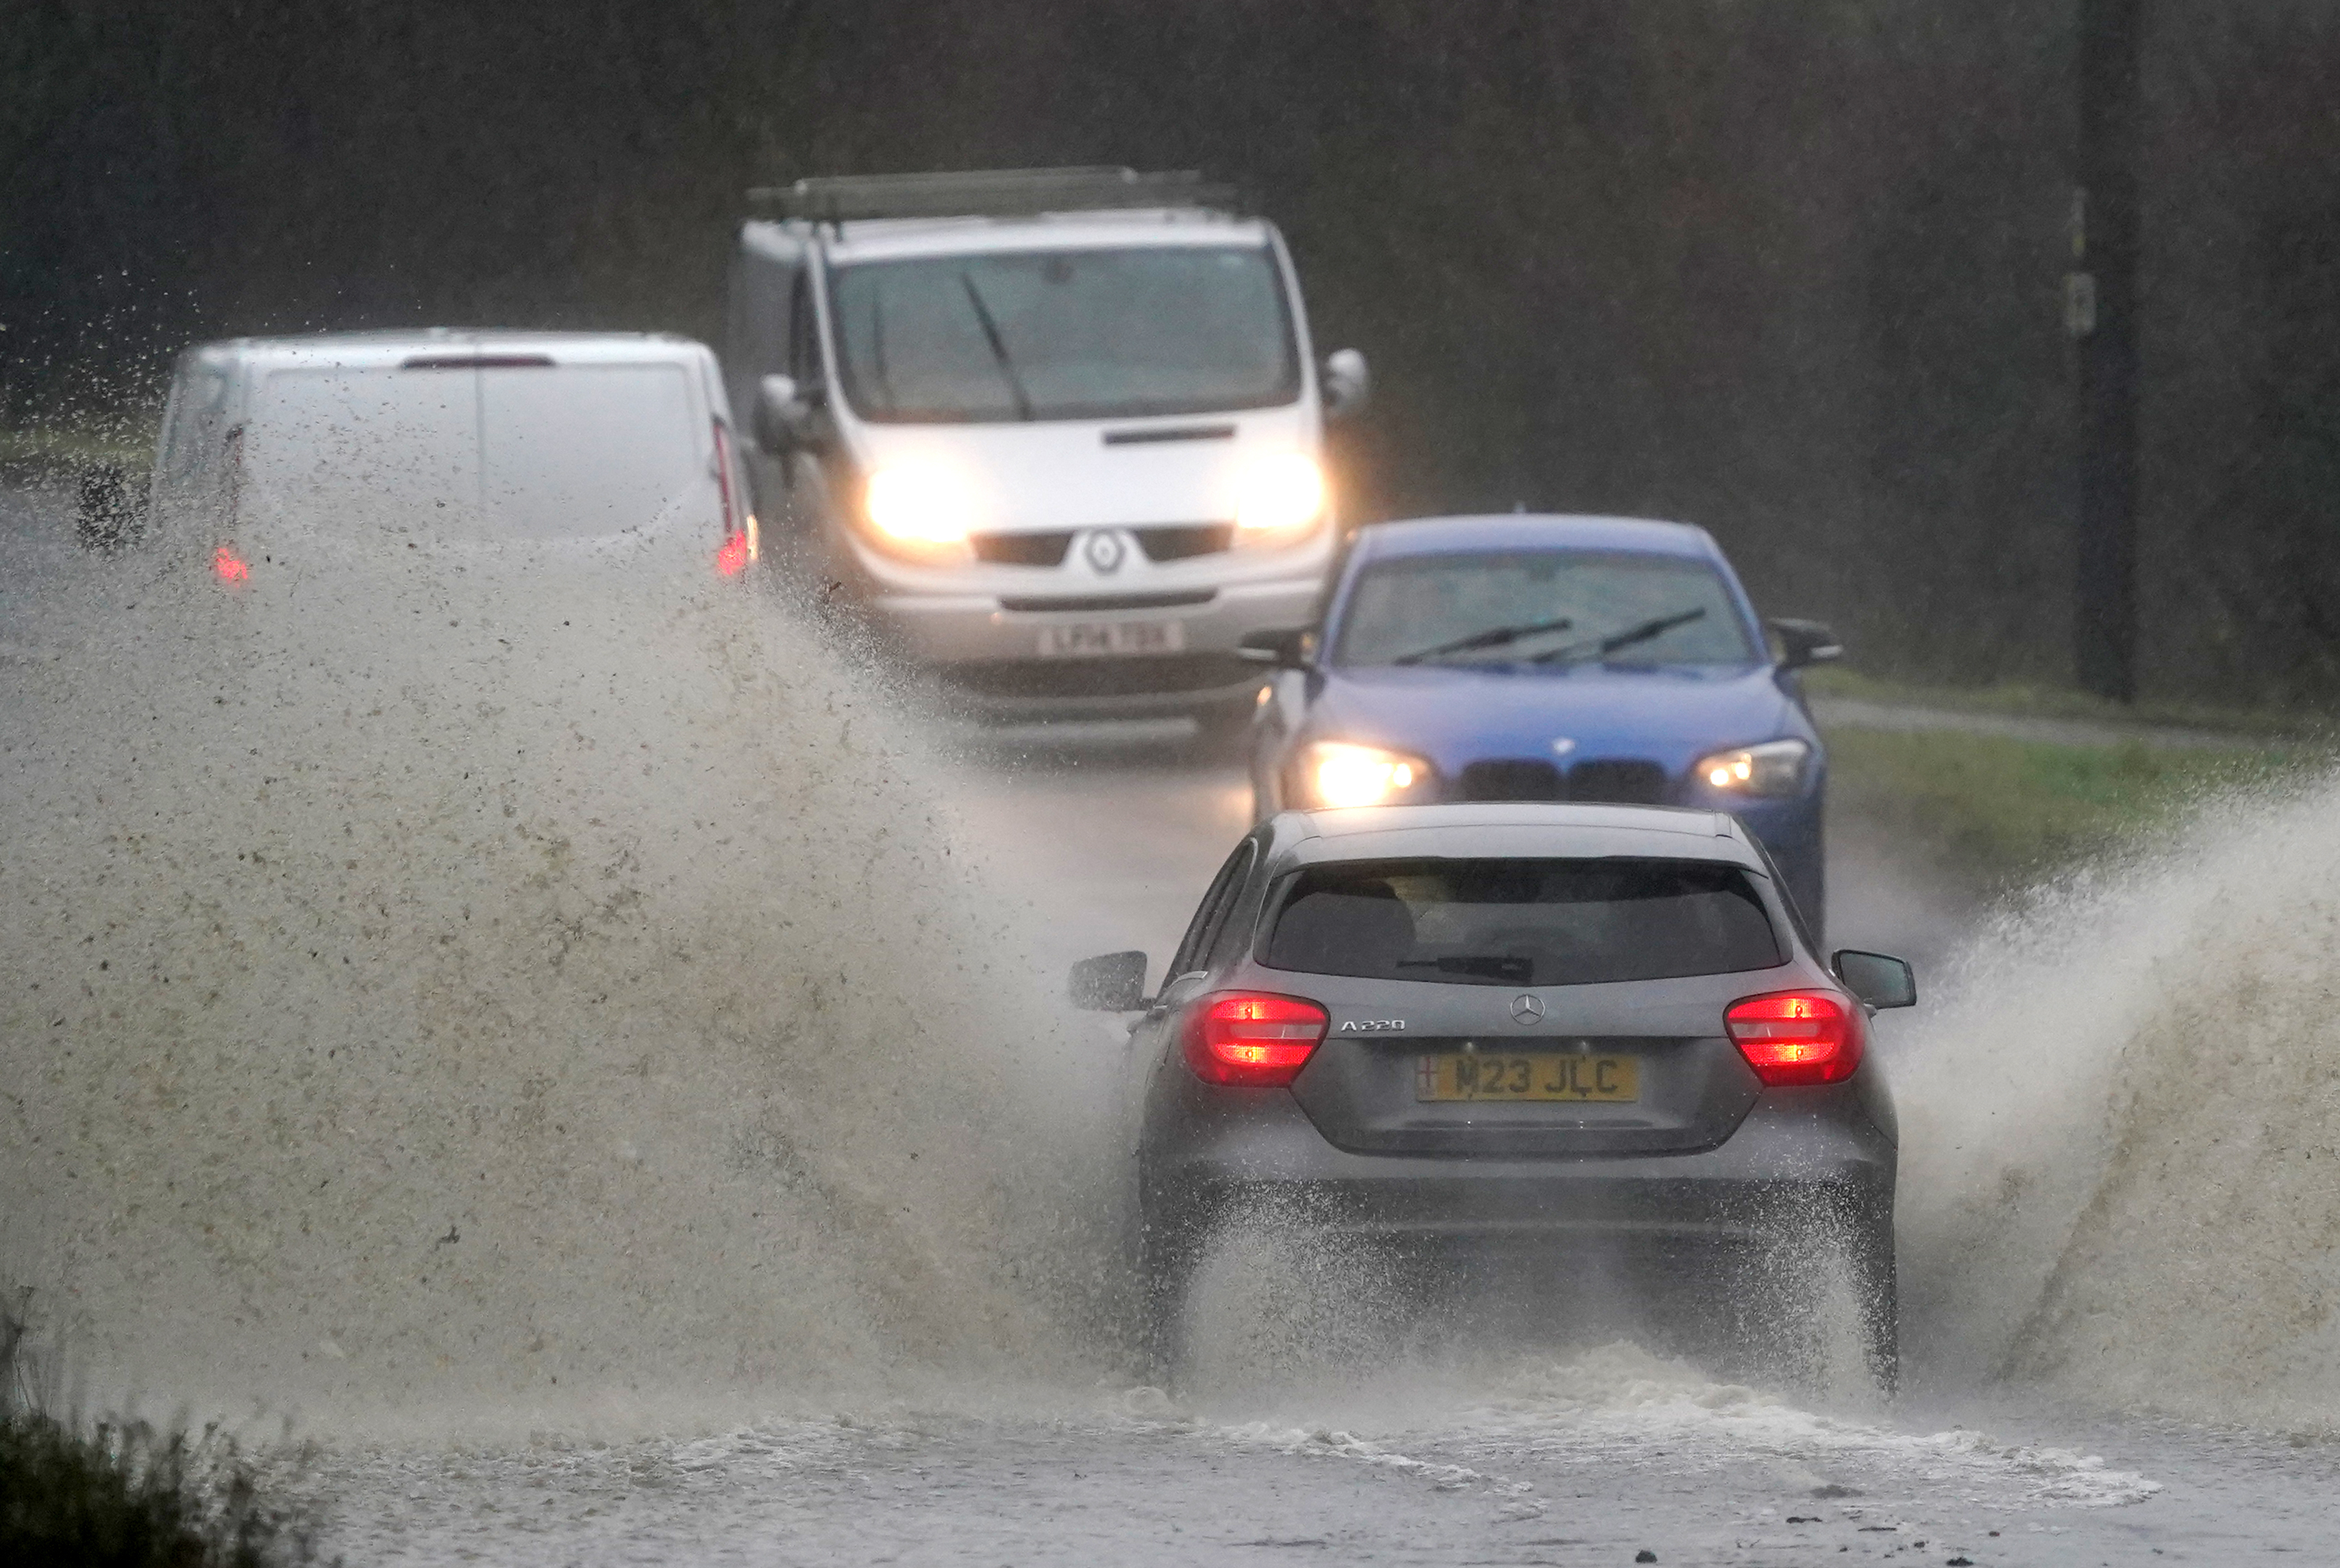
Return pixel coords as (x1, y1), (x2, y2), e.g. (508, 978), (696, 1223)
(7, 480), (2340, 1563)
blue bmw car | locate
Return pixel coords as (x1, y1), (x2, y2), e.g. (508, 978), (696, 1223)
(1241, 514), (1841, 931)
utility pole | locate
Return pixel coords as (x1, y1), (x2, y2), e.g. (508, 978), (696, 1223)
(2071, 0), (2142, 701)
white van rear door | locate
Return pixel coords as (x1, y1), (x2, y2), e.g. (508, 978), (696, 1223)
(245, 365), (480, 536)
(479, 362), (704, 542)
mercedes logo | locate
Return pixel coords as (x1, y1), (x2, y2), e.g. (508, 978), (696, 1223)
(1510, 993), (1545, 1025)
(1082, 531), (1126, 573)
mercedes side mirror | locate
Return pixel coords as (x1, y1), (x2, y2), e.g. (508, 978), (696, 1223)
(1321, 348), (1371, 422)
(1069, 949), (1149, 1012)
(1770, 617), (1843, 671)
(74, 462), (145, 554)
(1238, 627), (1314, 669)
(753, 374), (821, 453)
(1832, 949), (1916, 1010)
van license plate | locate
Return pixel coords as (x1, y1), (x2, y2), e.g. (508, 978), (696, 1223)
(1036, 620), (1186, 658)
(1417, 1053), (1639, 1102)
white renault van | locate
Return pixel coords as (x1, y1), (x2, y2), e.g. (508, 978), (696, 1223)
(726, 169), (1367, 734)
(147, 329), (754, 580)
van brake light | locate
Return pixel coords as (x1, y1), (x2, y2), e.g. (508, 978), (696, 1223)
(213, 546), (250, 582)
(1182, 991), (1329, 1087)
(1724, 990), (1864, 1086)
(712, 419), (750, 575)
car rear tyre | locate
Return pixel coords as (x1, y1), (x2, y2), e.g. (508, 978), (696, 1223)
(1138, 1222), (1205, 1387)
(1852, 1232), (1900, 1395)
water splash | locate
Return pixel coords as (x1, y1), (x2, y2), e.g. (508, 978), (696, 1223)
(0, 538), (1124, 1436)
(1897, 767), (2340, 1428)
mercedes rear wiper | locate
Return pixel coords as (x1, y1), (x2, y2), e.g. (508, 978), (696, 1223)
(1390, 616), (1573, 666)
(1396, 954), (1536, 983)
(958, 271), (1034, 421)
(1529, 606), (1708, 664)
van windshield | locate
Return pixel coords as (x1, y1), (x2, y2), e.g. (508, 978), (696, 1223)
(1261, 858), (1783, 987)
(242, 362), (702, 540)
(829, 246), (1299, 423)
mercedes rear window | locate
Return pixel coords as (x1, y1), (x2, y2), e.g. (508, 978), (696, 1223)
(1260, 857), (1782, 987)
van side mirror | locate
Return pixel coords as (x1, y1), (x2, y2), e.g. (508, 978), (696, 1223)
(1832, 949), (1916, 1010)
(1770, 618), (1843, 671)
(753, 374), (819, 453)
(1238, 627), (1314, 669)
(1321, 348), (1371, 422)
(74, 462), (145, 554)
(1069, 950), (1149, 1012)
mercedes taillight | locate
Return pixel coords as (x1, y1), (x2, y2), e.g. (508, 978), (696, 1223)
(1182, 992), (1330, 1088)
(1724, 990), (1865, 1086)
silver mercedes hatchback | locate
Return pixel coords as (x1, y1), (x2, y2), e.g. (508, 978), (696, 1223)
(1070, 801), (1914, 1387)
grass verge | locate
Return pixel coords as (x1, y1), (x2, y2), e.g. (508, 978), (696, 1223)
(1806, 666), (2333, 741)
(1824, 725), (2326, 896)
(0, 1296), (321, 1567)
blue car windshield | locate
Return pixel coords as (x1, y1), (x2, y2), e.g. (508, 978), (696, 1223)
(1333, 551), (1759, 669)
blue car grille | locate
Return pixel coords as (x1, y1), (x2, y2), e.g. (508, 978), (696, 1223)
(1455, 758), (1670, 806)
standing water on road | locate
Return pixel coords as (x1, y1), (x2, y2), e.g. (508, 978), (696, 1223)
(5, 491), (2340, 1556)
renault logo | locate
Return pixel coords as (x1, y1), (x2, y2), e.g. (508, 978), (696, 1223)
(1083, 531), (1127, 573)
(1510, 993), (1545, 1025)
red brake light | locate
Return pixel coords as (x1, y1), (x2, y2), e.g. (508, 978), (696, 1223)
(212, 545), (250, 583)
(1182, 991), (1329, 1087)
(1725, 990), (1865, 1086)
(712, 419), (751, 576)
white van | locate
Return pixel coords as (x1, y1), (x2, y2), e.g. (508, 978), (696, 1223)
(725, 169), (1367, 734)
(147, 330), (754, 580)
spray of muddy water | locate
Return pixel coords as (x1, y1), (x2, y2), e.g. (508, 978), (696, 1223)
(1899, 768), (2340, 1428)
(0, 538), (1123, 1436)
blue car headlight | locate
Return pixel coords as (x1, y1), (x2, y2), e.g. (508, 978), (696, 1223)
(1691, 737), (1813, 799)
(1294, 741), (1436, 809)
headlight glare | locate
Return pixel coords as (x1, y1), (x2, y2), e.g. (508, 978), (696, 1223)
(863, 464), (973, 551)
(1692, 738), (1812, 798)
(1298, 741), (1432, 810)
(1235, 453), (1327, 537)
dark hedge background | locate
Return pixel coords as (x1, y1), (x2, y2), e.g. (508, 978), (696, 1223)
(6, 1), (2338, 703)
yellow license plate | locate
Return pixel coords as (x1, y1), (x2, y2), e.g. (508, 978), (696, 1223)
(1416, 1053), (1640, 1102)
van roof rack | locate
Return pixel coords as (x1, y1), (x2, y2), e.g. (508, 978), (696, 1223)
(745, 166), (1239, 223)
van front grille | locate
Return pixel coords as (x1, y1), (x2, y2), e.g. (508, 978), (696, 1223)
(1136, 523), (1236, 562)
(971, 532), (1075, 566)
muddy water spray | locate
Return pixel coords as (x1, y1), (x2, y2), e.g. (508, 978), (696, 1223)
(0, 541), (1122, 1432)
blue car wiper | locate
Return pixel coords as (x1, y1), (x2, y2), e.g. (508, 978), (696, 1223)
(1391, 616), (1573, 666)
(1529, 607), (1708, 664)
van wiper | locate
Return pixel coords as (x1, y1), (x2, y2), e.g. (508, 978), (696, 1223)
(1391, 616), (1573, 665)
(1530, 607), (1708, 664)
(958, 272), (1034, 421)
(1397, 954), (1536, 982)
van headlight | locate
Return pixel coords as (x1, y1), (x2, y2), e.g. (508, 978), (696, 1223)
(1234, 453), (1327, 540)
(1295, 741), (1434, 809)
(862, 464), (974, 559)
(1691, 738), (1813, 798)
